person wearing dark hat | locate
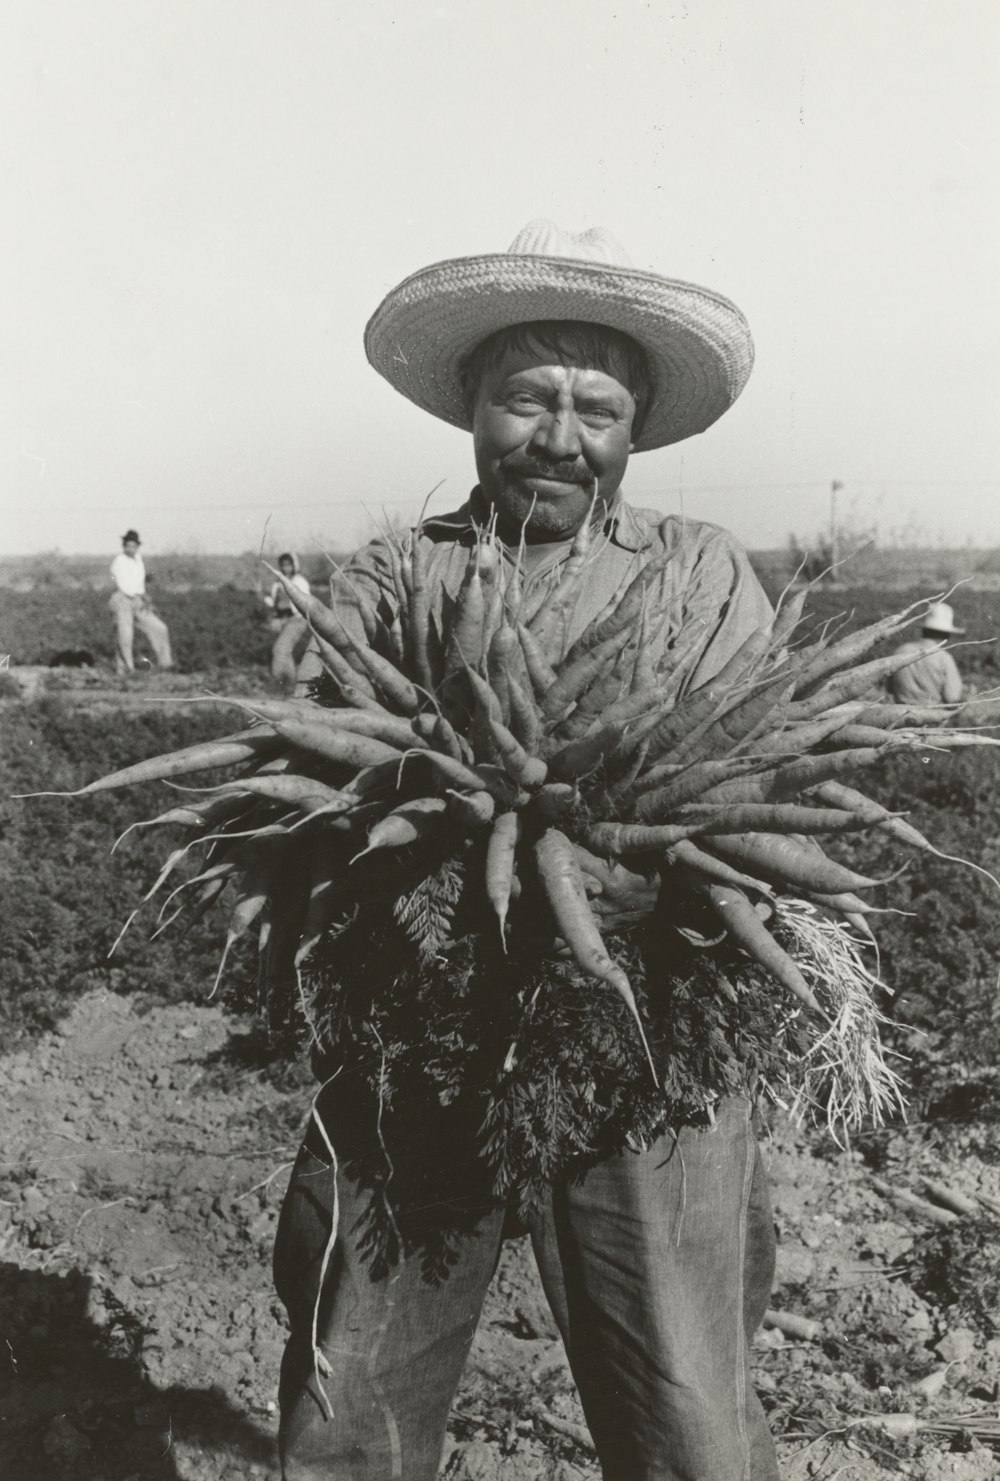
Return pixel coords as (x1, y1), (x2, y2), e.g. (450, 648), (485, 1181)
(276, 221), (778, 1480)
(887, 601), (965, 705)
(109, 529), (173, 674)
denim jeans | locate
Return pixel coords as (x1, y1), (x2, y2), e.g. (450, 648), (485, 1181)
(273, 1090), (777, 1481)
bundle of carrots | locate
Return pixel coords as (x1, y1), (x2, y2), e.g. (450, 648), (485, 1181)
(44, 516), (999, 1123)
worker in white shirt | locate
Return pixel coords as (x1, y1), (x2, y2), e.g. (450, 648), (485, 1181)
(262, 552), (311, 691)
(887, 601), (964, 705)
(109, 529), (174, 675)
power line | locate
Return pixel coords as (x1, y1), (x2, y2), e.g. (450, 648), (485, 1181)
(18, 480), (1000, 516)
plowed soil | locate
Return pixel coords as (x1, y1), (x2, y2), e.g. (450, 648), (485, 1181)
(2, 986), (998, 1481)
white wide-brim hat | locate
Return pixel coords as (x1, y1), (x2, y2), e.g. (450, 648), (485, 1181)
(923, 601), (965, 636)
(364, 219), (755, 453)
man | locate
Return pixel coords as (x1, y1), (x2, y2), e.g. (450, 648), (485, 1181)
(277, 221), (779, 1480)
(887, 600), (964, 705)
(263, 552), (312, 691)
(108, 529), (173, 674)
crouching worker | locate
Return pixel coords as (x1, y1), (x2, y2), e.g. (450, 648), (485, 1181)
(887, 600), (964, 705)
(274, 220), (780, 1480)
(263, 553), (312, 692)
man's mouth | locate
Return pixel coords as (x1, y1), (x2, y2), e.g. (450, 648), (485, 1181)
(505, 463), (592, 493)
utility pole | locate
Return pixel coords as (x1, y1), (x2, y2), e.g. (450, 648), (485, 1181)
(829, 480), (843, 571)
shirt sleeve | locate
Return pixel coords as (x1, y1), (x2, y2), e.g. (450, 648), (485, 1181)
(941, 650), (964, 704)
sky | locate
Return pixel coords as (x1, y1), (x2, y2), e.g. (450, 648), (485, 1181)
(3, 0), (999, 558)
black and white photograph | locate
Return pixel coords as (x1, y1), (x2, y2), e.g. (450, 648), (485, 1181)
(2, 4), (999, 1478)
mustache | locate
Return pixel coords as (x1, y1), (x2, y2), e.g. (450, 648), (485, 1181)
(501, 454), (594, 486)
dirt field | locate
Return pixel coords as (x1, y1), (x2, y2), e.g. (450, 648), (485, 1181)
(1, 983), (997, 1481)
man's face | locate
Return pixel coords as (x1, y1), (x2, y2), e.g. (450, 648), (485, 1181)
(471, 340), (637, 543)
(279, 557), (295, 578)
(123, 540), (139, 558)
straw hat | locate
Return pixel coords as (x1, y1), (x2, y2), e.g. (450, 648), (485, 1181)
(364, 219), (754, 453)
(922, 601), (964, 636)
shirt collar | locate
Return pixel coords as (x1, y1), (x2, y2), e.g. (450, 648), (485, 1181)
(423, 488), (650, 553)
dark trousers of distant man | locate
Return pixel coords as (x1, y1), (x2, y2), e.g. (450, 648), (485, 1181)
(273, 1072), (779, 1481)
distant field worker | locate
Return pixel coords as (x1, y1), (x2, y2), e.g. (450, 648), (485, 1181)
(887, 601), (964, 705)
(263, 553), (311, 691)
(109, 529), (173, 675)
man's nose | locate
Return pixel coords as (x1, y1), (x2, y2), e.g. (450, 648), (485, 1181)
(531, 408), (582, 461)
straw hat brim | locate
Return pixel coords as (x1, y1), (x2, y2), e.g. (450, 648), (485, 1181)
(364, 253), (754, 452)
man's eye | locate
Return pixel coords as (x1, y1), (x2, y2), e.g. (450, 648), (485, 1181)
(507, 393), (543, 411)
(581, 407), (616, 424)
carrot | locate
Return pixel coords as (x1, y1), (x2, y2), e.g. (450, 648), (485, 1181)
(20, 728), (283, 798)
(444, 542), (488, 678)
(312, 636), (382, 708)
(680, 802), (873, 836)
(516, 621), (558, 697)
(332, 629), (421, 717)
(810, 780), (935, 852)
(703, 883), (821, 1012)
(547, 723), (631, 783)
(264, 562), (348, 643)
(354, 797), (447, 858)
(328, 564), (381, 649)
(294, 853), (350, 967)
(405, 530), (434, 691)
(706, 831), (882, 895)
(628, 598), (659, 697)
(227, 699), (428, 754)
(765, 585), (808, 656)
(481, 717), (545, 789)
(486, 624), (518, 724)
(752, 711), (855, 756)
(850, 702), (954, 728)
(539, 627), (632, 721)
(665, 838), (774, 897)
(383, 536), (411, 620)
(559, 550), (674, 668)
(201, 774), (350, 813)
(579, 820), (700, 855)
(408, 748), (505, 798)
(270, 719), (403, 772)
(789, 648), (939, 719)
(632, 756), (771, 819)
(636, 639), (775, 765)
(700, 747), (888, 807)
(548, 671), (629, 742)
(446, 788), (496, 828)
(534, 827), (658, 1084)
(210, 840), (288, 998)
(506, 673), (543, 754)
(485, 810), (521, 944)
(526, 492), (597, 654)
(111, 793), (251, 853)
(792, 597), (932, 696)
(593, 682), (676, 733)
(670, 677), (797, 765)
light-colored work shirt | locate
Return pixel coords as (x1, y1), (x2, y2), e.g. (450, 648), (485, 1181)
(297, 490), (773, 696)
(267, 572), (312, 616)
(110, 551), (146, 598)
(887, 638), (963, 705)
